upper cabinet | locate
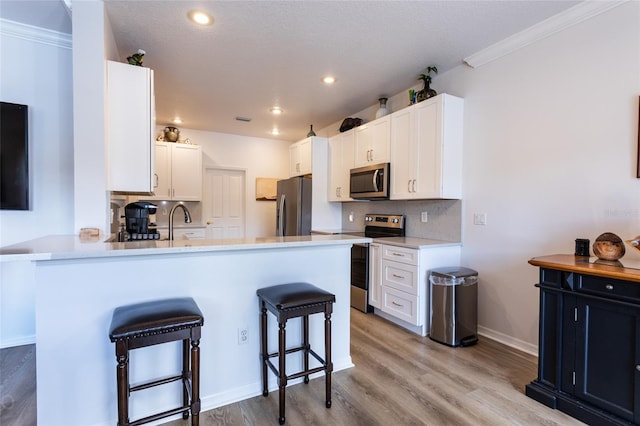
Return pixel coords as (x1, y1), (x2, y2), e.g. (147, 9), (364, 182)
(289, 137), (312, 177)
(328, 129), (354, 202)
(390, 94), (463, 200)
(140, 142), (202, 201)
(354, 115), (390, 167)
(106, 60), (155, 193)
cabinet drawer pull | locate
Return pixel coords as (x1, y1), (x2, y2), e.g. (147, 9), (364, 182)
(392, 253), (404, 257)
(392, 274), (404, 279)
(391, 301), (404, 307)
(605, 284), (614, 290)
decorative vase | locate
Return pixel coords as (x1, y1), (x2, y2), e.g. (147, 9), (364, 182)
(416, 79), (437, 103)
(163, 126), (180, 142)
(375, 97), (388, 119)
(593, 232), (626, 261)
(307, 125), (316, 137)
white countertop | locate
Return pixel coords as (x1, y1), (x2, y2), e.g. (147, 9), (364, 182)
(312, 229), (461, 250)
(374, 237), (462, 250)
(0, 234), (371, 262)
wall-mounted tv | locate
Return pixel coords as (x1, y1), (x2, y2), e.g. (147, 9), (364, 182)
(1, 101), (29, 210)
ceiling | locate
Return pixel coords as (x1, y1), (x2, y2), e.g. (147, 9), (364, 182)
(3, 0), (581, 142)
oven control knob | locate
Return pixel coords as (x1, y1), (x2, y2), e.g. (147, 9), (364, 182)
(391, 218), (398, 223)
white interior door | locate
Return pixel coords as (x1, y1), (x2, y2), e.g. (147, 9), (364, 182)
(204, 168), (246, 239)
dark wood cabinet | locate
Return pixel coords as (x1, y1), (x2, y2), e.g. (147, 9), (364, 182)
(527, 259), (640, 426)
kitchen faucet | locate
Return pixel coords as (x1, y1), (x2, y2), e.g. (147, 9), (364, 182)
(168, 202), (192, 240)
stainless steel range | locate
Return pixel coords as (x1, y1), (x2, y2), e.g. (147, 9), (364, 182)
(351, 214), (405, 312)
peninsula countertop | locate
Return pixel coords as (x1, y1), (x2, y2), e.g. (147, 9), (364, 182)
(0, 234), (371, 262)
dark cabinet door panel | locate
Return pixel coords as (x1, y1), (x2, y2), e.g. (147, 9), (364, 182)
(575, 298), (639, 422)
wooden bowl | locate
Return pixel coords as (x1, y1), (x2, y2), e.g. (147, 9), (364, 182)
(593, 232), (625, 261)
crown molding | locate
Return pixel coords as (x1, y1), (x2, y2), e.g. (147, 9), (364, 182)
(0, 19), (72, 50)
(464, 0), (627, 68)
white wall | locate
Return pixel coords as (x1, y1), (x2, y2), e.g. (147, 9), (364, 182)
(0, 20), (73, 347)
(440, 2), (640, 351)
(319, 1), (640, 353)
(0, 22), (74, 246)
(165, 127), (291, 237)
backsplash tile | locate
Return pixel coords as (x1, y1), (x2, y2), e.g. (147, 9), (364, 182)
(341, 199), (461, 242)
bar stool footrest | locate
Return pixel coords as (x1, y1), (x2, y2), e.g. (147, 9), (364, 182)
(128, 405), (191, 426)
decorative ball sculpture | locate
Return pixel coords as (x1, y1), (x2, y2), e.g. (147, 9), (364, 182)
(593, 232), (626, 261)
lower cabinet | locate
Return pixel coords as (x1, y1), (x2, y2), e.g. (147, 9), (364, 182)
(368, 242), (460, 336)
(157, 227), (205, 240)
(527, 268), (640, 425)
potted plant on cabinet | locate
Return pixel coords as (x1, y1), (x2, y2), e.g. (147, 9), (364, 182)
(416, 66), (438, 102)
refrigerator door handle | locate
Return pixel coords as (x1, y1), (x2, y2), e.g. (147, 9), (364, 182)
(278, 194), (286, 236)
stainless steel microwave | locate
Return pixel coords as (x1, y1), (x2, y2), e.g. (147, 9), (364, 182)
(350, 163), (390, 200)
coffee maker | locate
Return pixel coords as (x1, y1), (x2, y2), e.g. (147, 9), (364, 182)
(123, 202), (160, 240)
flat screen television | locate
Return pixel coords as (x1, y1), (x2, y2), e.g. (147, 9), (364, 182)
(0, 101), (29, 210)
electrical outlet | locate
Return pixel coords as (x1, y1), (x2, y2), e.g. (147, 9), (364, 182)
(421, 211), (428, 223)
(238, 327), (248, 345)
(473, 213), (487, 226)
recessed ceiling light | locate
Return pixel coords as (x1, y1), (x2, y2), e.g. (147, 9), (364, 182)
(322, 75), (336, 84)
(270, 107), (283, 115)
(173, 117), (182, 124)
(188, 10), (213, 26)
(271, 128), (280, 136)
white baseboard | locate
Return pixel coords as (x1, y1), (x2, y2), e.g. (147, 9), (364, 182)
(199, 356), (354, 414)
(0, 334), (36, 349)
(478, 325), (538, 357)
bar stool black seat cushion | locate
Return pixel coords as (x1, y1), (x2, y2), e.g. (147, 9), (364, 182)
(109, 297), (204, 341)
(257, 282), (335, 311)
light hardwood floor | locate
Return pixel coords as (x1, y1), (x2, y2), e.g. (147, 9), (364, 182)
(0, 309), (584, 425)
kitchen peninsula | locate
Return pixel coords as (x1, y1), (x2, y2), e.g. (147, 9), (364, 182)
(0, 234), (368, 426)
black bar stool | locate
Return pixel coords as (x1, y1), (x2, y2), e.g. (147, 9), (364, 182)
(108, 297), (204, 426)
(257, 282), (335, 425)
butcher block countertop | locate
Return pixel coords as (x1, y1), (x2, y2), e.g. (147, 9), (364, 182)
(529, 254), (640, 283)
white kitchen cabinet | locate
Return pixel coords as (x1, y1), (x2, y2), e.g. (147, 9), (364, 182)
(354, 115), (390, 167)
(157, 226), (205, 240)
(106, 60), (155, 192)
(289, 137), (312, 177)
(368, 243), (382, 309)
(327, 130), (354, 201)
(374, 243), (460, 336)
(141, 142), (202, 201)
(390, 94), (463, 200)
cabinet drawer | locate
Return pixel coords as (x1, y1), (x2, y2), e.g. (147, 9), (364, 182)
(382, 245), (418, 265)
(381, 286), (419, 325)
(382, 260), (418, 294)
(577, 275), (640, 303)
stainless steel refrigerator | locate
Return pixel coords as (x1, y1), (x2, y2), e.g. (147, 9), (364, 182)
(276, 176), (312, 236)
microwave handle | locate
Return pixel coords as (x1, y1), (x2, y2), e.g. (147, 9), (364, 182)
(372, 169), (380, 192)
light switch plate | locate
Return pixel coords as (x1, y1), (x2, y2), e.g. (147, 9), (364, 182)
(421, 211), (428, 223)
(474, 213), (487, 225)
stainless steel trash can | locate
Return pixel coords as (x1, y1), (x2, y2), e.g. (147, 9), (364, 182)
(429, 267), (478, 347)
